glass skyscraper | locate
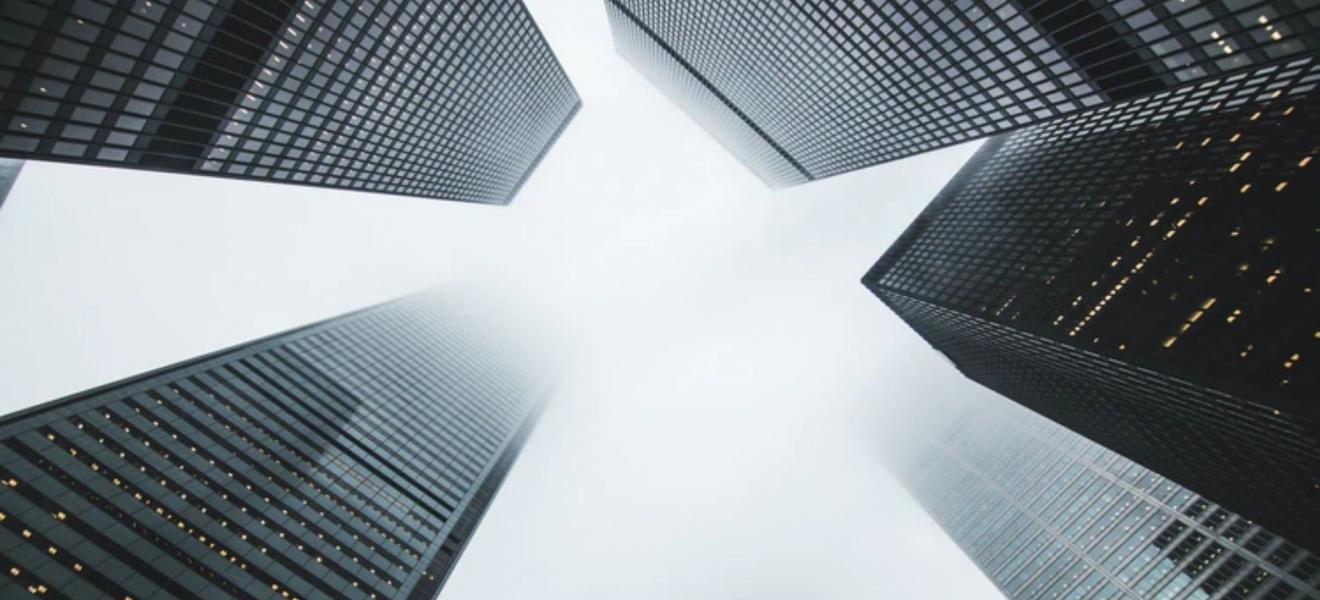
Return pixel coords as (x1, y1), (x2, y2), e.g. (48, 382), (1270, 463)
(0, 0), (580, 204)
(886, 394), (1320, 600)
(0, 292), (552, 599)
(864, 57), (1319, 553)
(605, 0), (1319, 186)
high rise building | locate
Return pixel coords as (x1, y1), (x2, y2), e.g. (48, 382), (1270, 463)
(864, 57), (1320, 552)
(0, 292), (553, 599)
(605, 0), (1320, 187)
(0, 0), (580, 204)
(885, 393), (1320, 600)
(0, 158), (21, 211)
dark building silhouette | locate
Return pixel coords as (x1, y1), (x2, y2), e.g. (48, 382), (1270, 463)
(0, 292), (552, 599)
(885, 393), (1320, 599)
(0, 158), (20, 211)
(865, 57), (1320, 552)
(605, 0), (1320, 186)
(0, 0), (579, 204)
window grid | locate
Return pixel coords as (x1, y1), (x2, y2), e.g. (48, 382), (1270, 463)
(0, 294), (550, 599)
(0, 0), (580, 203)
(889, 387), (1320, 600)
(608, 0), (1319, 185)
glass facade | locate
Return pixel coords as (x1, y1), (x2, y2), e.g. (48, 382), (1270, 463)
(888, 394), (1320, 599)
(864, 57), (1320, 553)
(605, 0), (1319, 186)
(0, 0), (581, 204)
(605, 1), (809, 188)
(0, 157), (20, 211)
(0, 293), (552, 599)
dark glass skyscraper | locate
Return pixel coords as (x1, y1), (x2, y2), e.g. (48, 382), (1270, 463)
(605, 0), (1319, 186)
(0, 0), (580, 204)
(885, 394), (1320, 600)
(0, 292), (552, 599)
(865, 57), (1320, 552)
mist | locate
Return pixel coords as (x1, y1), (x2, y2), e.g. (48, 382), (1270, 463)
(0, 1), (1006, 597)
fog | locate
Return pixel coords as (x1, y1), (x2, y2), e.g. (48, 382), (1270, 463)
(0, 1), (1006, 597)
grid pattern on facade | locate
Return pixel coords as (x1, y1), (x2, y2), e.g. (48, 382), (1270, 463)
(407, 401), (542, 600)
(0, 294), (549, 599)
(607, 0), (1319, 184)
(878, 291), (1320, 557)
(0, 0), (580, 203)
(863, 57), (1320, 553)
(868, 56), (1319, 412)
(604, 1), (809, 187)
(889, 394), (1320, 600)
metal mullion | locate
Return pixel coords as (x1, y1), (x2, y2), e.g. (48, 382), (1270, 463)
(179, 0), (300, 174)
(929, 412), (1149, 599)
(0, 0), (79, 136)
(372, 314), (513, 446)
(393, 1), (491, 182)
(6, 3), (303, 116)
(38, 0), (149, 159)
(252, 349), (478, 495)
(292, 0), (394, 181)
(88, 406), (369, 600)
(608, 0), (813, 179)
(343, 2), (425, 180)
(903, 1), (1057, 126)
(99, 0), (193, 160)
(274, 0), (382, 181)
(1029, 1), (1318, 103)
(218, 361), (457, 520)
(151, 385), (430, 563)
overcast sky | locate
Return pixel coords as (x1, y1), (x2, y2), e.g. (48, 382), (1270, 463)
(0, 1), (1008, 598)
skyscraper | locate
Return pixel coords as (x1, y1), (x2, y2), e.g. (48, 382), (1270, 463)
(885, 393), (1320, 600)
(0, 292), (553, 599)
(0, 158), (21, 211)
(605, 0), (1319, 187)
(0, 0), (580, 204)
(864, 57), (1320, 552)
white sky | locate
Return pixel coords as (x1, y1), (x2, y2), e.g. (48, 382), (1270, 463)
(0, 1), (1007, 598)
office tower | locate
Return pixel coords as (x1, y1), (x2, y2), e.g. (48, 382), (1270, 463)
(885, 394), (1320, 600)
(0, 158), (20, 210)
(0, 1), (580, 204)
(0, 292), (552, 599)
(605, 0), (1320, 187)
(864, 56), (1320, 552)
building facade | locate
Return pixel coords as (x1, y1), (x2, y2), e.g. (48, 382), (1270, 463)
(0, 0), (580, 204)
(0, 158), (21, 211)
(865, 57), (1320, 552)
(886, 394), (1320, 600)
(0, 293), (552, 599)
(606, 0), (1319, 186)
